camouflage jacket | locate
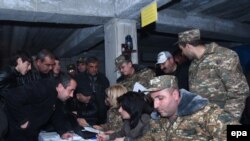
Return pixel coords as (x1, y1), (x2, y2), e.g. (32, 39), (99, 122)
(139, 89), (239, 141)
(189, 42), (249, 119)
(101, 108), (123, 131)
(117, 65), (155, 91)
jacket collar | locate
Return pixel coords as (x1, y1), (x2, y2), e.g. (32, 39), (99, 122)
(203, 42), (218, 56)
(177, 89), (208, 116)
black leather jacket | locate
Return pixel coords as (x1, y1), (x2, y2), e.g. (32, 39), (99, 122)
(0, 66), (20, 97)
(67, 98), (100, 126)
(76, 72), (110, 124)
(16, 67), (53, 85)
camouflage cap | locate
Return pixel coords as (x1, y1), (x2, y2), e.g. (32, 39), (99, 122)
(115, 55), (128, 68)
(178, 29), (200, 43)
(145, 75), (178, 92)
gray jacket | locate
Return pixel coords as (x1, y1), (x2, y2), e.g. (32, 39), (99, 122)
(109, 114), (150, 141)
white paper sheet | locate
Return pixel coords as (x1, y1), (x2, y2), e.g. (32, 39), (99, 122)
(82, 126), (103, 134)
(133, 82), (147, 94)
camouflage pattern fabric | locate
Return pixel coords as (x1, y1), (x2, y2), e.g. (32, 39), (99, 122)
(101, 108), (123, 131)
(189, 42), (249, 119)
(145, 75), (178, 92)
(178, 29), (200, 43)
(138, 104), (239, 141)
(118, 68), (155, 91)
(115, 55), (127, 68)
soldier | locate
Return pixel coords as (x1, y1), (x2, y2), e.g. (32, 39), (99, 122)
(115, 55), (155, 91)
(177, 29), (249, 119)
(140, 75), (239, 141)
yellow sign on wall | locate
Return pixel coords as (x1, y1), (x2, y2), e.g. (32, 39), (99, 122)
(141, 1), (158, 27)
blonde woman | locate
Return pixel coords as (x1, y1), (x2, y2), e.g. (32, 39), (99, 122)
(98, 84), (127, 133)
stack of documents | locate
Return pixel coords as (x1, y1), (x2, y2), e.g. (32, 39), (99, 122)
(38, 131), (96, 141)
(82, 126), (103, 134)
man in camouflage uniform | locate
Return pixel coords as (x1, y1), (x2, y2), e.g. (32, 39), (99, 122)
(178, 29), (249, 119)
(139, 75), (238, 141)
(115, 55), (155, 91)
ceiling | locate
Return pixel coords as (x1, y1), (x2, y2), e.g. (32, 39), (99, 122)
(0, 0), (250, 66)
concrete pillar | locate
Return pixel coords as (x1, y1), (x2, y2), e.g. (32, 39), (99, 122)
(104, 18), (138, 85)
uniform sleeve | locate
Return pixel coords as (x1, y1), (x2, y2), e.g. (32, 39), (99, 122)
(204, 104), (239, 140)
(216, 52), (249, 97)
(137, 118), (167, 141)
(215, 52), (249, 117)
(109, 124), (126, 140)
(101, 109), (123, 131)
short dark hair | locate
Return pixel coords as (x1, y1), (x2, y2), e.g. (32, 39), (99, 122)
(172, 48), (182, 56)
(54, 56), (60, 61)
(86, 56), (99, 65)
(36, 49), (55, 62)
(56, 73), (74, 88)
(117, 91), (153, 129)
(10, 50), (32, 66)
(178, 39), (204, 47)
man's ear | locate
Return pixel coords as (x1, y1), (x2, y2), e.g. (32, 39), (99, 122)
(170, 57), (175, 63)
(128, 62), (133, 67)
(56, 83), (64, 92)
(36, 59), (42, 65)
(172, 89), (180, 101)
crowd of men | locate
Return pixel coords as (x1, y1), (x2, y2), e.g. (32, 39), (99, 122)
(0, 28), (250, 141)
